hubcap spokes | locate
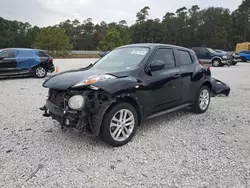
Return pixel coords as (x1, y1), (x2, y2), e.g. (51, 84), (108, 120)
(36, 67), (46, 77)
(110, 109), (135, 142)
(199, 89), (210, 110)
(214, 61), (219, 66)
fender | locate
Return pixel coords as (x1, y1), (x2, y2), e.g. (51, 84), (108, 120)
(90, 76), (144, 136)
(211, 56), (222, 62)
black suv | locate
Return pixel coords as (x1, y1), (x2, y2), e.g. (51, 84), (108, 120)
(0, 48), (55, 78)
(41, 43), (212, 147)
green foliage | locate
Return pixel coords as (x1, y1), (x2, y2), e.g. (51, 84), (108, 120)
(33, 27), (72, 51)
(98, 28), (123, 51)
(1, 0), (250, 51)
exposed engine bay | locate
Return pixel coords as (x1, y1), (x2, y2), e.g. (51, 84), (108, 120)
(40, 88), (115, 135)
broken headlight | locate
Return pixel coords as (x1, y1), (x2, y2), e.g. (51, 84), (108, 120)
(72, 74), (116, 88)
(68, 95), (85, 110)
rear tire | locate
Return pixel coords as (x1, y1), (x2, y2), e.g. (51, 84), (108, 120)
(212, 59), (221, 67)
(191, 86), (211, 114)
(34, 66), (47, 78)
(241, 57), (247, 62)
(99, 102), (138, 147)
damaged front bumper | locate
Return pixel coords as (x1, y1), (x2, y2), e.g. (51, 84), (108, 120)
(40, 88), (115, 136)
(211, 77), (231, 97)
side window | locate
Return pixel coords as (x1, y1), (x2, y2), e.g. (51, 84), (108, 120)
(38, 51), (49, 57)
(151, 48), (175, 69)
(190, 51), (198, 62)
(16, 50), (36, 58)
(178, 50), (193, 65)
(0, 50), (15, 58)
(200, 48), (209, 55)
(192, 48), (201, 55)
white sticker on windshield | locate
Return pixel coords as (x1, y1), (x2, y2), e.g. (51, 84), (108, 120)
(131, 50), (147, 55)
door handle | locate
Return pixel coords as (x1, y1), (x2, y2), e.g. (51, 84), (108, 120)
(174, 73), (181, 78)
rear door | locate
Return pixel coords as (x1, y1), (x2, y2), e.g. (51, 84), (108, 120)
(177, 50), (198, 103)
(16, 49), (40, 70)
(0, 49), (17, 75)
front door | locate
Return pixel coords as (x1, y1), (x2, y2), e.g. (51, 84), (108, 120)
(142, 48), (182, 113)
(0, 49), (17, 75)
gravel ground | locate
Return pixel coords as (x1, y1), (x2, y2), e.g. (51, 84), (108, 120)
(0, 59), (250, 188)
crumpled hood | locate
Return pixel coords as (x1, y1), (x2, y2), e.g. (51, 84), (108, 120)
(42, 68), (131, 90)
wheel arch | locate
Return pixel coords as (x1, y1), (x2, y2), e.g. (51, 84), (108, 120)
(211, 56), (222, 62)
(110, 95), (143, 126)
(91, 94), (143, 136)
(201, 80), (212, 91)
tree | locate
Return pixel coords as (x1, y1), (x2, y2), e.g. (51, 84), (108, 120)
(33, 27), (72, 51)
(98, 28), (123, 51)
(0, 0), (249, 51)
(136, 6), (150, 23)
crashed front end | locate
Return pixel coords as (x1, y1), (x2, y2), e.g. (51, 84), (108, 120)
(40, 87), (115, 136)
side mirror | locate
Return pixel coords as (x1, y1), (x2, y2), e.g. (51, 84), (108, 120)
(148, 60), (165, 72)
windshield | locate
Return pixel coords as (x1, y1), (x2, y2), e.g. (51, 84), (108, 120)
(91, 47), (150, 71)
(215, 50), (226, 53)
(207, 48), (217, 53)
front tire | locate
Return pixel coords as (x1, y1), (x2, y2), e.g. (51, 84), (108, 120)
(191, 85), (211, 114)
(34, 66), (47, 78)
(99, 102), (138, 147)
(231, 61), (237, 65)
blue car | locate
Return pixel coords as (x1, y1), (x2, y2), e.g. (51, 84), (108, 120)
(0, 48), (55, 78)
(238, 50), (250, 62)
(191, 47), (231, 67)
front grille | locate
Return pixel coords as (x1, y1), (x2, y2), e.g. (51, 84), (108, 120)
(48, 89), (67, 108)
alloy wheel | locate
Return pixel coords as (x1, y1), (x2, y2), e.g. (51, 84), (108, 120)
(213, 60), (220, 67)
(110, 109), (135, 142)
(199, 89), (210, 110)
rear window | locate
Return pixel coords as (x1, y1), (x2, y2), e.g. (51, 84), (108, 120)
(178, 50), (193, 65)
(16, 50), (36, 58)
(38, 51), (50, 57)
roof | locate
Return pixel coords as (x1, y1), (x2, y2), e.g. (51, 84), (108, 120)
(117, 43), (192, 51)
(0, 48), (47, 52)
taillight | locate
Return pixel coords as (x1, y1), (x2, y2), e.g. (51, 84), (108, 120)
(48, 57), (53, 63)
(199, 59), (210, 70)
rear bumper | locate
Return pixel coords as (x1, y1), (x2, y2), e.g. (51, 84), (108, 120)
(47, 64), (55, 73)
(211, 78), (230, 97)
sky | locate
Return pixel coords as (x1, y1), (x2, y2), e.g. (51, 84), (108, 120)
(0, 0), (243, 27)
